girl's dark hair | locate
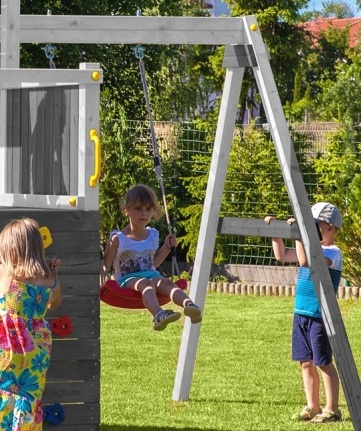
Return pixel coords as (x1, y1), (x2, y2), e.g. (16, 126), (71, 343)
(121, 184), (161, 219)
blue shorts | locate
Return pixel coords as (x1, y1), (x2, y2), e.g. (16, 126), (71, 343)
(117, 270), (161, 288)
(292, 314), (332, 366)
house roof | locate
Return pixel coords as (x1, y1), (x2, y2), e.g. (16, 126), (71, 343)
(302, 17), (361, 47)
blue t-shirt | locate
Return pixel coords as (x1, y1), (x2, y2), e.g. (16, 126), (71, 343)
(294, 244), (342, 318)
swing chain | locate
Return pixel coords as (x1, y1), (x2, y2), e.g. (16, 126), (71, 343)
(42, 10), (56, 69)
(133, 10), (145, 60)
(133, 45), (145, 60)
(42, 44), (57, 69)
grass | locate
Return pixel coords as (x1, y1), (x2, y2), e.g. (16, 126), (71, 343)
(100, 292), (361, 431)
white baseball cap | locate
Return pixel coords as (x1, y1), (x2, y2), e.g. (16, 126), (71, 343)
(311, 202), (342, 228)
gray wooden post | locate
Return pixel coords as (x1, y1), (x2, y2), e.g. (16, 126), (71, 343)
(78, 63), (101, 210)
(173, 47), (248, 401)
(244, 15), (361, 428)
(0, 0), (20, 194)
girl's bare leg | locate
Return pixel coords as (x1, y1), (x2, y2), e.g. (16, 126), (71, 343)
(154, 278), (194, 307)
(127, 278), (162, 316)
(155, 278), (202, 323)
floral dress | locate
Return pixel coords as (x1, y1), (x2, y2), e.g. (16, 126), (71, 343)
(0, 280), (53, 431)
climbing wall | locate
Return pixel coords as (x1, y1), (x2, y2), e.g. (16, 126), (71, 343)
(0, 209), (100, 431)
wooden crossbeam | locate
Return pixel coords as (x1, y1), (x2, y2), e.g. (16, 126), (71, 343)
(0, 16), (246, 45)
(218, 217), (300, 239)
(0, 68), (103, 89)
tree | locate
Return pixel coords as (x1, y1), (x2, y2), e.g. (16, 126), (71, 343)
(320, 0), (355, 18)
(178, 120), (294, 262)
(20, 1), (216, 121)
(316, 51), (361, 124)
(99, 89), (157, 248)
(312, 124), (361, 285)
(221, 0), (309, 104)
(286, 22), (352, 122)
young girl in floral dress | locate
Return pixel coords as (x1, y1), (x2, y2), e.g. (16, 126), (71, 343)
(0, 218), (62, 430)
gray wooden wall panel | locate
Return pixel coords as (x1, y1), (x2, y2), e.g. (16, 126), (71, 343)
(69, 87), (79, 194)
(0, 209), (100, 431)
(6, 87), (79, 196)
(21, 89), (31, 193)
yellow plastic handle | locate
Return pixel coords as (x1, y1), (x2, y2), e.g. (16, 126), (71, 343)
(89, 129), (101, 187)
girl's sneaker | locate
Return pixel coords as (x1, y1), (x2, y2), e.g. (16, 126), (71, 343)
(153, 309), (181, 331)
(184, 304), (202, 324)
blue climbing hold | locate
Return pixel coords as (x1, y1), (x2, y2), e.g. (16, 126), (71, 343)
(43, 403), (65, 425)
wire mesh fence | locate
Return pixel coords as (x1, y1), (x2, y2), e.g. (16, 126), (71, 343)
(126, 120), (349, 279)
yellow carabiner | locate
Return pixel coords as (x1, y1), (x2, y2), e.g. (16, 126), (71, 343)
(89, 129), (101, 187)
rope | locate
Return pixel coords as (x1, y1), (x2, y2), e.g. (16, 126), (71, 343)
(133, 26), (180, 278)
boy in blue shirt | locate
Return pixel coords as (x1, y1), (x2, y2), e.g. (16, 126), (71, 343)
(265, 202), (343, 423)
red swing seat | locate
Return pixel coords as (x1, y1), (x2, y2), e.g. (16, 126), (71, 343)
(100, 278), (188, 309)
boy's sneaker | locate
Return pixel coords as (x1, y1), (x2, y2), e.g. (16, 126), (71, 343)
(292, 406), (321, 421)
(153, 309), (181, 331)
(311, 409), (342, 423)
(184, 304), (202, 324)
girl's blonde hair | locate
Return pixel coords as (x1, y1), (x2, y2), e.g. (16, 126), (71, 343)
(0, 218), (51, 279)
(121, 184), (161, 219)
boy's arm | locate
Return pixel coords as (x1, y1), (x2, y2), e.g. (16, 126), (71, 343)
(265, 216), (298, 263)
(271, 237), (298, 262)
(295, 239), (308, 267)
(295, 239), (332, 267)
(154, 234), (175, 268)
(269, 217), (331, 267)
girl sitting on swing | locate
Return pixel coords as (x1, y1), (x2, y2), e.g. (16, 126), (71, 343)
(103, 184), (202, 331)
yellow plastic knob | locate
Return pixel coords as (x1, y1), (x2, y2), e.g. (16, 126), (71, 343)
(69, 197), (77, 206)
(92, 71), (101, 81)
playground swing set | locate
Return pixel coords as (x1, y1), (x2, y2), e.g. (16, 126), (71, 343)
(1, 1), (361, 430)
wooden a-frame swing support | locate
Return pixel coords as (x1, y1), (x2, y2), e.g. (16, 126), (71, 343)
(1, 1), (361, 429)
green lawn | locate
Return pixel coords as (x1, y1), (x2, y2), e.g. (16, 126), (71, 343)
(100, 293), (361, 431)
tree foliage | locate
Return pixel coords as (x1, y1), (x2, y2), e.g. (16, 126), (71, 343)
(312, 124), (361, 285)
(316, 51), (361, 124)
(287, 22), (352, 122)
(222, 0), (309, 104)
(178, 121), (292, 262)
(319, 0), (355, 18)
(20, 1), (214, 121)
(99, 89), (156, 249)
